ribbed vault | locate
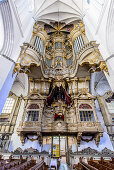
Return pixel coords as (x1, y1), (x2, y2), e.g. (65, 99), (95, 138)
(34, 0), (84, 24)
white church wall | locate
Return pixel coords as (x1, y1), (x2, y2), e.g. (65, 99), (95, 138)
(9, 0), (35, 62)
(8, 73), (31, 151)
(9, 99), (24, 151)
(11, 73), (29, 97)
(0, 63), (16, 114)
(9, 97), (42, 152)
(0, 0), (34, 113)
(78, 133), (113, 152)
(77, 70), (114, 152)
(84, 0), (114, 92)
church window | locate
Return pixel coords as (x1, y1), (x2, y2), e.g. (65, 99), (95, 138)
(2, 97), (15, 114)
(34, 36), (44, 55)
(26, 104), (39, 121)
(79, 104), (95, 121)
(74, 35), (84, 54)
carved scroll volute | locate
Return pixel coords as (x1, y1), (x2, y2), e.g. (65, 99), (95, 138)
(37, 132), (43, 146)
(18, 132), (26, 146)
(95, 133), (103, 146)
(77, 132), (82, 146)
(99, 61), (109, 75)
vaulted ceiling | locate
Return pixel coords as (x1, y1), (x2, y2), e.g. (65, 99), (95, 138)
(34, 0), (84, 25)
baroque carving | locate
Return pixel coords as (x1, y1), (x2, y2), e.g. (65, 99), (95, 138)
(77, 132), (82, 145)
(18, 133), (26, 146)
(70, 147), (114, 157)
(15, 21), (105, 147)
(81, 136), (94, 143)
(95, 133), (103, 146)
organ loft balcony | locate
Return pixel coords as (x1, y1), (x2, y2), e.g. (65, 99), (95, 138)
(17, 78), (103, 146)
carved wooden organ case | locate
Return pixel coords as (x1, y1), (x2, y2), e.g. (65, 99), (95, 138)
(15, 21), (108, 146)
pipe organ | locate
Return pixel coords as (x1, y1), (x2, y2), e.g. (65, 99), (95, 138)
(13, 21), (109, 154)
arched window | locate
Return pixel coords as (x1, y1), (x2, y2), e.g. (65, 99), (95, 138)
(26, 104), (39, 121)
(79, 104), (95, 122)
(34, 36), (44, 55)
(2, 97), (15, 114)
(74, 35), (84, 54)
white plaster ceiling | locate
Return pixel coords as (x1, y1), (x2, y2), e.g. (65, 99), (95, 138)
(34, 0), (84, 25)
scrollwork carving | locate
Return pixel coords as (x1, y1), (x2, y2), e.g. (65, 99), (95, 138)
(77, 132), (82, 145)
(95, 133), (103, 146)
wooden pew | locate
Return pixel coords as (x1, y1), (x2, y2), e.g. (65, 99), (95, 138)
(30, 160), (49, 170)
(78, 162), (98, 170)
(30, 160), (45, 170)
(0, 160), (21, 170)
(88, 157), (114, 170)
(9, 159), (36, 170)
(74, 157), (98, 170)
(0, 160), (6, 167)
(98, 157), (114, 169)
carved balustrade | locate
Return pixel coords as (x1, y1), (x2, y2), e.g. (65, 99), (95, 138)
(22, 121), (41, 132)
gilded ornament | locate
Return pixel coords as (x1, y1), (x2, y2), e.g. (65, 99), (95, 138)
(14, 21), (105, 147)
(99, 61), (109, 75)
